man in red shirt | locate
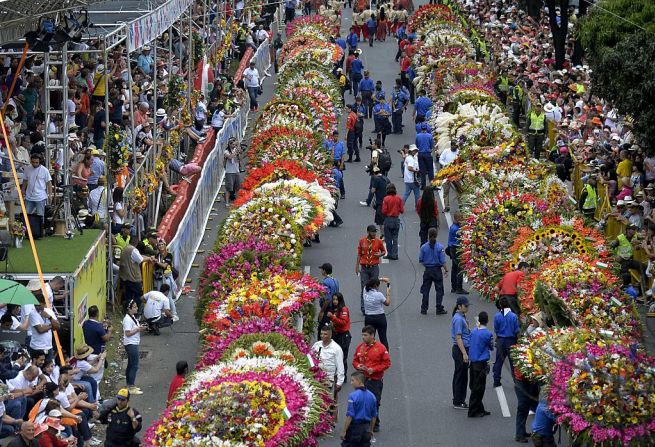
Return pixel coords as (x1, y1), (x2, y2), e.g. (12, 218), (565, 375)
(496, 262), (529, 316)
(346, 104), (360, 162)
(356, 225), (386, 313)
(167, 360), (188, 403)
(353, 325), (391, 433)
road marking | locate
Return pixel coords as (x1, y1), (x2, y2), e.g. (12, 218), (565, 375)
(495, 386), (512, 418)
(437, 188), (453, 228)
(304, 265), (311, 274)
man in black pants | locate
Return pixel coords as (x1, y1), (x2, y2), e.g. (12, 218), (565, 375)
(418, 228), (448, 315)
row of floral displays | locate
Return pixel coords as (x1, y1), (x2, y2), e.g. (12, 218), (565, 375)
(413, 3), (655, 446)
(144, 16), (343, 447)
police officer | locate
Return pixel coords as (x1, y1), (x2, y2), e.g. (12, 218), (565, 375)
(340, 371), (377, 447)
(101, 388), (142, 447)
(391, 81), (409, 134)
(494, 70), (510, 105)
(579, 175), (597, 217)
(419, 228), (448, 315)
(511, 78), (524, 126)
(525, 102), (546, 159)
(359, 71), (375, 119)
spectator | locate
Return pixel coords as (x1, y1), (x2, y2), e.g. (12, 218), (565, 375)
(118, 237), (154, 312)
(166, 361), (188, 404)
(22, 153), (52, 222)
(28, 295), (60, 361)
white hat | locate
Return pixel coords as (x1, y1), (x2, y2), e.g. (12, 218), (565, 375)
(553, 79), (562, 85)
(611, 134), (621, 141)
(408, 144), (418, 152)
(155, 108), (167, 117)
(624, 196), (634, 203)
(26, 279), (42, 292)
(543, 103), (555, 113)
(96, 64), (105, 73)
(617, 200), (626, 206)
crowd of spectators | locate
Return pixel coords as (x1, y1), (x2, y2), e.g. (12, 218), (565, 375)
(467, 0), (653, 304)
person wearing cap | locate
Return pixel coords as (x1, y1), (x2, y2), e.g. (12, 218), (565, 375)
(451, 296), (471, 410)
(137, 46), (154, 77)
(91, 65), (108, 104)
(114, 223), (132, 251)
(347, 27), (359, 52)
(401, 145), (420, 206)
(350, 52), (364, 97)
(525, 102), (546, 159)
(356, 225), (386, 314)
(243, 61), (260, 112)
(85, 146), (106, 192)
(578, 175), (597, 217)
(352, 325), (391, 433)
(372, 95), (392, 147)
(391, 81), (409, 134)
(100, 388), (142, 447)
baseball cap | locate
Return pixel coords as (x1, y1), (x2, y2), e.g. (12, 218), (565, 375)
(117, 388), (130, 400)
(456, 296), (470, 306)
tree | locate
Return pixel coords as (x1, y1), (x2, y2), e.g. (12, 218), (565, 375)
(580, 0), (655, 149)
(545, 0), (570, 70)
(570, 0), (589, 67)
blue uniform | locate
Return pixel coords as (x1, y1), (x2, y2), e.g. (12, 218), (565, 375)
(415, 132), (433, 153)
(419, 241), (446, 267)
(346, 387), (378, 421)
(493, 309), (520, 338)
(414, 96), (433, 117)
(325, 140), (346, 161)
(415, 122), (432, 133)
(451, 313), (471, 347)
(531, 401), (556, 437)
(335, 38), (347, 50)
(321, 276), (340, 305)
(373, 102), (391, 116)
(359, 78), (374, 93)
(347, 33), (358, 49)
(469, 327), (493, 362)
(448, 222), (461, 248)
(351, 59), (364, 75)
(492, 308), (520, 386)
(392, 89), (409, 110)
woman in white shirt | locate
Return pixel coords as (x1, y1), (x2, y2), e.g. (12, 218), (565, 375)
(123, 300), (145, 395)
(362, 277), (391, 350)
(111, 187), (126, 234)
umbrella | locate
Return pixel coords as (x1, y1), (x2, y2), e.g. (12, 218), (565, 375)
(0, 279), (39, 305)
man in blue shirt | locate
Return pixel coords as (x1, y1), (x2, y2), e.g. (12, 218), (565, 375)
(366, 15), (377, 47)
(415, 123), (434, 189)
(317, 262), (340, 336)
(335, 34), (347, 51)
(414, 116), (432, 133)
(531, 400), (556, 445)
(82, 305), (112, 354)
(87, 149), (106, 191)
(414, 90), (433, 123)
(468, 311), (493, 418)
(451, 295), (471, 409)
(447, 212), (468, 294)
(340, 371), (377, 445)
(419, 228), (448, 315)
(350, 52), (364, 97)
(284, 0), (296, 23)
(137, 46), (154, 77)
(372, 96), (391, 146)
(391, 82), (409, 134)
(359, 71), (375, 119)
(347, 27), (359, 51)
(492, 295), (520, 388)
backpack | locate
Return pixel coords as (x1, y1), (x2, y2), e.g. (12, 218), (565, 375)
(377, 148), (392, 173)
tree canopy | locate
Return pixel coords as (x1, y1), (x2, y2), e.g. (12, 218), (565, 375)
(580, 0), (655, 148)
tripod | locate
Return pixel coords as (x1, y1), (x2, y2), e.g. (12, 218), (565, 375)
(53, 185), (83, 238)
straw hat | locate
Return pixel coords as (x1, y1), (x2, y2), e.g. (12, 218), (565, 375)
(75, 344), (94, 360)
(26, 279), (42, 292)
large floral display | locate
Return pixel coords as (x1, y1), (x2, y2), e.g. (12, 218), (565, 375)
(144, 16), (342, 447)
(412, 3), (653, 446)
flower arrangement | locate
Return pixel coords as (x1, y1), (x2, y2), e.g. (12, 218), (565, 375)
(10, 220), (25, 238)
(446, 82), (500, 109)
(278, 35), (344, 67)
(144, 357), (332, 447)
(254, 99), (315, 134)
(247, 126), (330, 171)
(283, 87), (339, 135)
(164, 76), (185, 111)
(548, 343), (655, 446)
(277, 60), (342, 107)
(196, 238), (295, 324)
(408, 3), (456, 33)
(128, 187), (147, 213)
(105, 123), (130, 171)
(286, 15), (334, 39)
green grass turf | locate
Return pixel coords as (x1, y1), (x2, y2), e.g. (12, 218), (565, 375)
(5, 229), (101, 273)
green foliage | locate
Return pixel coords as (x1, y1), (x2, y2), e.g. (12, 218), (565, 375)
(580, 0), (655, 150)
(192, 31), (204, 67)
(533, 282), (574, 327)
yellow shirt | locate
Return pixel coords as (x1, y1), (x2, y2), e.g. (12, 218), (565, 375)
(616, 159), (633, 179)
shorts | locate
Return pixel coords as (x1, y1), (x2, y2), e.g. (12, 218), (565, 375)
(25, 199), (47, 217)
(225, 173), (241, 192)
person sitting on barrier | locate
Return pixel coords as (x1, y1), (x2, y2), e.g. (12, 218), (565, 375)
(141, 285), (174, 336)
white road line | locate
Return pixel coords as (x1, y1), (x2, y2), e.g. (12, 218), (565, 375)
(304, 265), (311, 274)
(437, 187), (453, 228)
(495, 386), (512, 418)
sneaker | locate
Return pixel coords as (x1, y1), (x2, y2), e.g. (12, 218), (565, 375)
(129, 387), (144, 395)
(172, 315), (180, 322)
(436, 309), (448, 315)
(453, 403), (468, 410)
(420, 310), (427, 315)
(515, 436), (530, 443)
(359, 201), (369, 207)
(87, 423), (95, 430)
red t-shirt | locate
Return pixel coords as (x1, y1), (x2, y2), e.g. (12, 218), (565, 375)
(167, 374), (186, 402)
(352, 341), (391, 380)
(497, 270), (525, 295)
(38, 431), (69, 447)
(357, 236), (386, 266)
(382, 195), (404, 217)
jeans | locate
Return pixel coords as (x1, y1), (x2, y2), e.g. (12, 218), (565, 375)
(124, 343), (140, 387)
(364, 378), (383, 429)
(351, 73), (363, 97)
(364, 313), (388, 351)
(77, 375), (98, 403)
(359, 265), (379, 313)
(247, 86), (259, 109)
(402, 182), (420, 206)
(25, 199), (47, 217)
(450, 248), (464, 291)
(420, 266), (444, 312)
(333, 331), (352, 375)
(452, 344), (469, 405)
(417, 152), (434, 188)
(527, 133), (545, 159)
(383, 216), (400, 258)
(468, 361), (488, 416)
(492, 336), (517, 385)
(515, 379), (539, 438)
